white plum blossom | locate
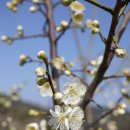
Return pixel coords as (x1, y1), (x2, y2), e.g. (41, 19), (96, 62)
(62, 77), (87, 105)
(25, 123), (39, 130)
(48, 105), (84, 130)
(40, 119), (47, 130)
(38, 82), (53, 97)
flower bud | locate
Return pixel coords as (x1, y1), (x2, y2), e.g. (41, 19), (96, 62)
(6, 2), (14, 9)
(7, 39), (13, 45)
(25, 123), (39, 130)
(29, 109), (39, 116)
(61, 0), (73, 6)
(64, 70), (71, 76)
(12, 0), (19, 6)
(37, 50), (47, 59)
(91, 27), (100, 34)
(1, 35), (8, 41)
(70, 1), (85, 12)
(61, 21), (69, 29)
(32, 0), (40, 4)
(17, 25), (23, 31)
(86, 19), (93, 29)
(56, 26), (63, 32)
(93, 20), (99, 28)
(115, 48), (126, 58)
(19, 54), (27, 66)
(12, 6), (18, 12)
(29, 6), (37, 13)
(54, 92), (63, 100)
(12, 34), (18, 40)
(36, 77), (47, 86)
(35, 67), (46, 77)
(121, 88), (129, 98)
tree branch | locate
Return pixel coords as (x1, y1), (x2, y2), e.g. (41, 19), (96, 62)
(84, 0), (114, 14)
(13, 33), (48, 41)
(103, 74), (128, 80)
(83, 97), (123, 129)
(81, 2), (130, 109)
(45, 0), (59, 91)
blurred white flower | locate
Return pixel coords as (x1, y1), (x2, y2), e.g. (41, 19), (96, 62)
(49, 105), (84, 130)
(68, 106), (84, 130)
(1, 35), (8, 41)
(25, 123), (39, 130)
(40, 119), (47, 130)
(38, 82), (53, 97)
(62, 77), (87, 105)
(72, 11), (84, 26)
(70, 1), (85, 12)
(52, 57), (65, 70)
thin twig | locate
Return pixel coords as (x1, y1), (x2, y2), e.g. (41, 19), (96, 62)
(103, 75), (128, 80)
(83, 97), (123, 129)
(12, 33), (48, 41)
(55, 19), (72, 43)
(84, 0), (114, 14)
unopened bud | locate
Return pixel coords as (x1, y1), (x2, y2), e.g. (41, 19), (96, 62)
(6, 2), (14, 9)
(54, 92), (63, 100)
(35, 67), (46, 77)
(56, 26), (63, 32)
(7, 39), (13, 45)
(12, 0), (19, 6)
(93, 20), (99, 28)
(37, 50), (47, 59)
(86, 19), (93, 29)
(29, 6), (37, 13)
(12, 6), (18, 12)
(61, 0), (73, 6)
(17, 25), (23, 31)
(32, 0), (40, 4)
(19, 54), (27, 66)
(64, 70), (71, 76)
(61, 21), (69, 29)
(91, 27), (100, 34)
(1, 35), (8, 41)
(25, 123), (39, 130)
(115, 48), (126, 58)
(29, 109), (39, 116)
(36, 77), (47, 86)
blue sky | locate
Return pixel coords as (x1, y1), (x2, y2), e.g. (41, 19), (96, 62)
(0, 0), (130, 109)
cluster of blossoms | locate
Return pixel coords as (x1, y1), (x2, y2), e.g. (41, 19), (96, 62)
(26, 119), (47, 130)
(61, 0), (85, 26)
(86, 19), (100, 34)
(34, 51), (87, 130)
(1, 117), (17, 130)
(49, 105), (83, 130)
(52, 57), (74, 76)
(1, 25), (24, 45)
(107, 121), (118, 130)
(111, 103), (127, 116)
(6, 0), (22, 12)
(35, 51), (55, 97)
(88, 55), (103, 76)
(70, 1), (85, 26)
(49, 77), (87, 130)
(56, 21), (69, 32)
